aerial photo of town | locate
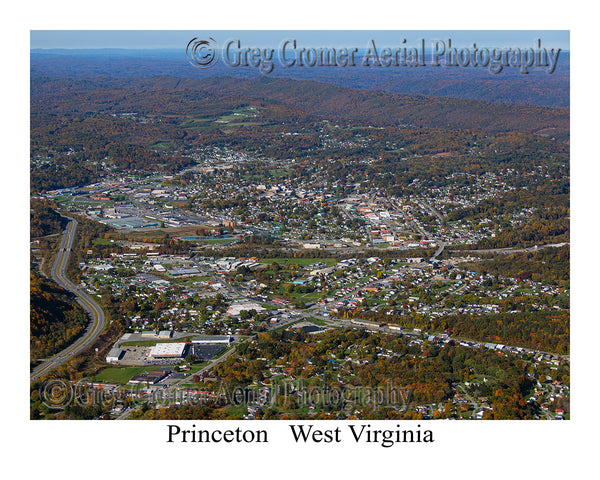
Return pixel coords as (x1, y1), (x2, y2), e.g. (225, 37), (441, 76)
(30, 30), (570, 421)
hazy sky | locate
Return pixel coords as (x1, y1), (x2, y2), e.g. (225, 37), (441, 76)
(30, 30), (570, 50)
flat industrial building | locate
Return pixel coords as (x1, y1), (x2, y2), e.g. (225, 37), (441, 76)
(191, 335), (232, 344)
(148, 342), (187, 359)
(168, 268), (201, 276)
(226, 302), (266, 316)
(106, 347), (124, 363)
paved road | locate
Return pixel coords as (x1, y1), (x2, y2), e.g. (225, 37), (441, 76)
(419, 199), (445, 225)
(431, 241), (445, 260)
(412, 199), (447, 260)
(456, 384), (480, 418)
(31, 219), (107, 382)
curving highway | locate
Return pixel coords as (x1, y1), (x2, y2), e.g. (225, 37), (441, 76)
(31, 218), (107, 382)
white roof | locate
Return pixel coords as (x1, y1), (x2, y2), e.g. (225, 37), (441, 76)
(226, 302), (266, 316)
(149, 343), (186, 357)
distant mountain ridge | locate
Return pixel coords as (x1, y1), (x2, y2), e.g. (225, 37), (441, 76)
(30, 49), (569, 108)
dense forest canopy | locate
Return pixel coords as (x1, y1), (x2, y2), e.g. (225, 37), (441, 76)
(30, 272), (88, 361)
(30, 198), (68, 238)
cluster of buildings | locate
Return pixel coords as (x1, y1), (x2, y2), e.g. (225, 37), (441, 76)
(106, 332), (234, 366)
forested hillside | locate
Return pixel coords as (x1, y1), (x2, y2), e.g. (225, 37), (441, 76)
(30, 272), (88, 361)
(30, 198), (68, 238)
(32, 75), (569, 135)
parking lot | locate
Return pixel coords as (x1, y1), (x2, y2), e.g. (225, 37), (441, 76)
(118, 346), (153, 365)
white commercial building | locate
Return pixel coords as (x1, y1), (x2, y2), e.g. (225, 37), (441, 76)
(106, 347), (124, 363)
(191, 335), (232, 344)
(148, 343), (187, 359)
(226, 302), (266, 316)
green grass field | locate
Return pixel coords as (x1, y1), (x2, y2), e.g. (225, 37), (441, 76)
(150, 141), (175, 150)
(179, 118), (213, 130)
(305, 317), (326, 326)
(261, 258), (337, 267)
(92, 237), (117, 246)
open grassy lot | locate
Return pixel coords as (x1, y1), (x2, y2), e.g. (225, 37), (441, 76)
(92, 237), (118, 246)
(261, 258), (337, 267)
(107, 225), (216, 242)
(179, 117), (214, 130)
(305, 317), (327, 326)
(150, 141), (175, 150)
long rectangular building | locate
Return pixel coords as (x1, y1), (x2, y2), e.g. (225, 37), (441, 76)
(191, 335), (232, 344)
(148, 343), (187, 359)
